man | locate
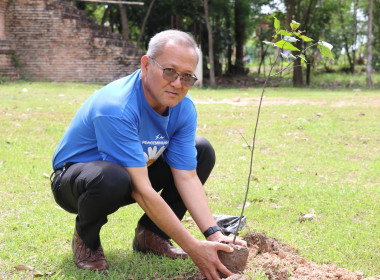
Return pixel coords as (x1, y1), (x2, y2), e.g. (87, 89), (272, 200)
(51, 30), (246, 280)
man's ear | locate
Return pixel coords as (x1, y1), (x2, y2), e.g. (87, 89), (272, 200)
(141, 55), (149, 74)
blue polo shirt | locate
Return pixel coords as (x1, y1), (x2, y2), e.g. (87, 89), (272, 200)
(52, 70), (197, 170)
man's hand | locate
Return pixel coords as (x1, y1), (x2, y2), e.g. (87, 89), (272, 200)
(187, 240), (234, 280)
(207, 231), (248, 247)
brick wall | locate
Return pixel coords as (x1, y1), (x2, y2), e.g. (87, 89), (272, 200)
(2, 0), (143, 83)
(0, 0), (20, 80)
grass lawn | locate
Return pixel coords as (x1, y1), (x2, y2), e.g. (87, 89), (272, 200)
(0, 82), (379, 279)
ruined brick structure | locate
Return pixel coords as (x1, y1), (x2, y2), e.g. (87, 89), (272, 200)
(1, 0), (143, 82)
(0, 0), (20, 80)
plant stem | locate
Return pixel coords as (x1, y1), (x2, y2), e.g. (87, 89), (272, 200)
(233, 52), (280, 244)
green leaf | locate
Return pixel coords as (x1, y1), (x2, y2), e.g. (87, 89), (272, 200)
(276, 30), (293, 36)
(284, 36), (299, 43)
(290, 20), (301, 31)
(318, 45), (334, 59)
(274, 16), (280, 30)
(299, 54), (307, 65)
(275, 40), (300, 51)
(263, 41), (277, 47)
(298, 35), (313, 42)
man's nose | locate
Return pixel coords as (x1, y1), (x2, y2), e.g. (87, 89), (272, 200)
(170, 75), (182, 88)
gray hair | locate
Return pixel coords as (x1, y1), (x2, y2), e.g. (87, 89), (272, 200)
(146, 30), (199, 63)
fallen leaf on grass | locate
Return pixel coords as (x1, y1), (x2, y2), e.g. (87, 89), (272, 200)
(300, 213), (316, 222)
(300, 209), (322, 223)
(269, 203), (282, 209)
(33, 270), (56, 278)
(14, 264), (34, 271)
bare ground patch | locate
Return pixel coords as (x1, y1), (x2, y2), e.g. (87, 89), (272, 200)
(185, 233), (380, 280)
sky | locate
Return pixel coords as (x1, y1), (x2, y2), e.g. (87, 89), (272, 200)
(261, 0), (286, 14)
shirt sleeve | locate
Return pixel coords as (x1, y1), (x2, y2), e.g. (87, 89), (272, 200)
(93, 115), (146, 167)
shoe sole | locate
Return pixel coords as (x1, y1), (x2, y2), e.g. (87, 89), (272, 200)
(132, 235), (144, 253)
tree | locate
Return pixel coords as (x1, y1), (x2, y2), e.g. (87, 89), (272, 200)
(336, 0), (361, 73)
(372, 0), (380, 71)
(352, 0), (359, 73)
(284, 0), (319, 86)
(203, 0), (215, 87)
(136, 0), (156, 50)
(366, 0), (373, 87)
(303, 0), (338, 85)
(284, 0), (342, 87)
(234, 0), (251, 74)
(119, 4), (129, 41)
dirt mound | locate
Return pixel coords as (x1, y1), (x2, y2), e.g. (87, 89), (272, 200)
(186, 233), (380, 280)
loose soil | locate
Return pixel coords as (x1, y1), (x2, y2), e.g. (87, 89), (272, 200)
(186, 233), (380, 280)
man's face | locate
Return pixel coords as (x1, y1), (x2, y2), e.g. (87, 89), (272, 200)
(141, 41), (198, 115)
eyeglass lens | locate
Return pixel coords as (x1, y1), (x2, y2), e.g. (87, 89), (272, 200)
(162, 69), (197, 86)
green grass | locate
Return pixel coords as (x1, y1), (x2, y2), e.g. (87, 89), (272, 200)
(0, 82), (379, 279)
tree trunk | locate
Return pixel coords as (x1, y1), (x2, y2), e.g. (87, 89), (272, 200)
(338, 0), (353, 72)
(286, 0), (302, 86)
(119, 4), (129, 41)
(292, 50), (303, 86)
(109, 6), (116, 32)
(292, 1), (302, 87)
(136, 0), (156, 50)
(306, 59), (311, 86)
(285, 0), (318, 87)
(101, 6), (110, 26)
(204, 0), (215, 87)
(225, 4), (233, 74)
(366, 0), (373, 87)
(258, 44), (268, 76)
(234, 0), (246, 74)
(352, 0), (359, 73)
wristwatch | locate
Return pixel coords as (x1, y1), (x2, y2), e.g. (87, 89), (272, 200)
(203, 225), (221, 238)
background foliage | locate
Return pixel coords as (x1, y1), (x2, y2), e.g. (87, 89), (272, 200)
(72, 0), (379, 87)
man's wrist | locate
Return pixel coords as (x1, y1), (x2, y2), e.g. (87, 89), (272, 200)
(203, 225), (221, 238)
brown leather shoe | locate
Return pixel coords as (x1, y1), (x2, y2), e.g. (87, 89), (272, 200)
(72, 230), (109, 272)
(132, 224), (188, 259)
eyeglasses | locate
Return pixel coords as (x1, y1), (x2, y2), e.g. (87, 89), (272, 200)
(148, 56), (198, 87)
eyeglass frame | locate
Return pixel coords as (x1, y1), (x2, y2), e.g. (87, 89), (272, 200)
(148, 56), (198, 86)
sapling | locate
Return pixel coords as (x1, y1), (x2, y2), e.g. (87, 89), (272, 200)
(232, 16), (334, 243)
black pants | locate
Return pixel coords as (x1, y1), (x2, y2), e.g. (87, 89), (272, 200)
(51, 136), (215, 250)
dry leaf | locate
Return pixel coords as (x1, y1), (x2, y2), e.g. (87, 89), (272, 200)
(33, 270), (56, 278)
(300, 213), (316, 222)
(15, 264), (34, 271)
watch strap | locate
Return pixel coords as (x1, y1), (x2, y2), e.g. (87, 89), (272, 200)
(203, 225), (221, 238)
